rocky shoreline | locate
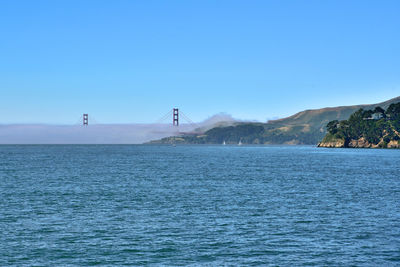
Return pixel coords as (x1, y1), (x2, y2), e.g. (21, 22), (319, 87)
(318, 137), (400, 148)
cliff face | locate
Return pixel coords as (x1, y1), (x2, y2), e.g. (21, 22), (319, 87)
(387, 140), (400, 148)
(318, 137), (400, 148)
(317, 139), (345, 148)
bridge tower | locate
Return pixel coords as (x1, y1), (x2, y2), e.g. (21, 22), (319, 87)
(83, 114), (88, 126)
(173, 108), (179, 126)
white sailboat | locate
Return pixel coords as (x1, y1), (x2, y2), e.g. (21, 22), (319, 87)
(223, 140), (226, 145)
(238, 140), (242, 146)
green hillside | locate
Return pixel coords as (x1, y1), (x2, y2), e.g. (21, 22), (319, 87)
(150, 96), (400, 145)
(269, 96), (400, 131)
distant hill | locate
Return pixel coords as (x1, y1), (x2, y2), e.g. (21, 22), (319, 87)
(268, 96), (400, 131)
(150, 96), (400, 145)
(192, 113), (238, 132)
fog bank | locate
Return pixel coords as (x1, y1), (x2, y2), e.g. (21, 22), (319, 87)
(0, 113), (239, 144)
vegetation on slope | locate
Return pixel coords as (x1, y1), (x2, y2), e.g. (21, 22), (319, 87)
(153, 122), (328, 145)
(319, 102), (400, 148)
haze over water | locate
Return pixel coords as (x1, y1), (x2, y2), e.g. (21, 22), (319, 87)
(1, 145), (399, 265)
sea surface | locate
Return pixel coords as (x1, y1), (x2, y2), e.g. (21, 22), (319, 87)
(0, 145), (399, 266)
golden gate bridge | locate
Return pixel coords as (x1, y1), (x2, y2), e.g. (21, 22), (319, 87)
(79, 108), (199, 131)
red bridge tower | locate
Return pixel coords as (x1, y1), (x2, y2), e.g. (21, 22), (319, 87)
(173, 108), (179, 126)
(83, 114), (88, 126)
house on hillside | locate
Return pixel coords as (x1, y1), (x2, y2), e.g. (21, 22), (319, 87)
(364, 112), (384, 120)
(371, 113), (384, 120)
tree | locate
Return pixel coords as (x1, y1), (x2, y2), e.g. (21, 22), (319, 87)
(373, 106), (386, 119)
(386, 103), (400, 120)
(327, 120), (339, 134)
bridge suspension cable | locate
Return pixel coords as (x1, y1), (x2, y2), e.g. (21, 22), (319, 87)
(154, 108), (199, 130)
(180, 111), (199, 130)
(155, 109), (173, 124)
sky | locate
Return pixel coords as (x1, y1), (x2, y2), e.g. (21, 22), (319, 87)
(0, 0), (399, 124)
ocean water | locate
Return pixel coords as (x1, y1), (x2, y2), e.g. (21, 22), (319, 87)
(0, 145), (399, 266)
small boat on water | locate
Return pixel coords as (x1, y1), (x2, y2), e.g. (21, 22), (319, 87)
(222, 140), (226, 145)
(238, 140), (242, 146)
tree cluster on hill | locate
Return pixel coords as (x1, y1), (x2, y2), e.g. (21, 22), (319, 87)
(323, 103), (400, 147)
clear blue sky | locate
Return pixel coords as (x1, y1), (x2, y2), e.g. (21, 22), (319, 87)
(1, 0), (399, 124)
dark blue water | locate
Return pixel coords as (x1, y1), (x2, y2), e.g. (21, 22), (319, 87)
(0, 145), (399, 266)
